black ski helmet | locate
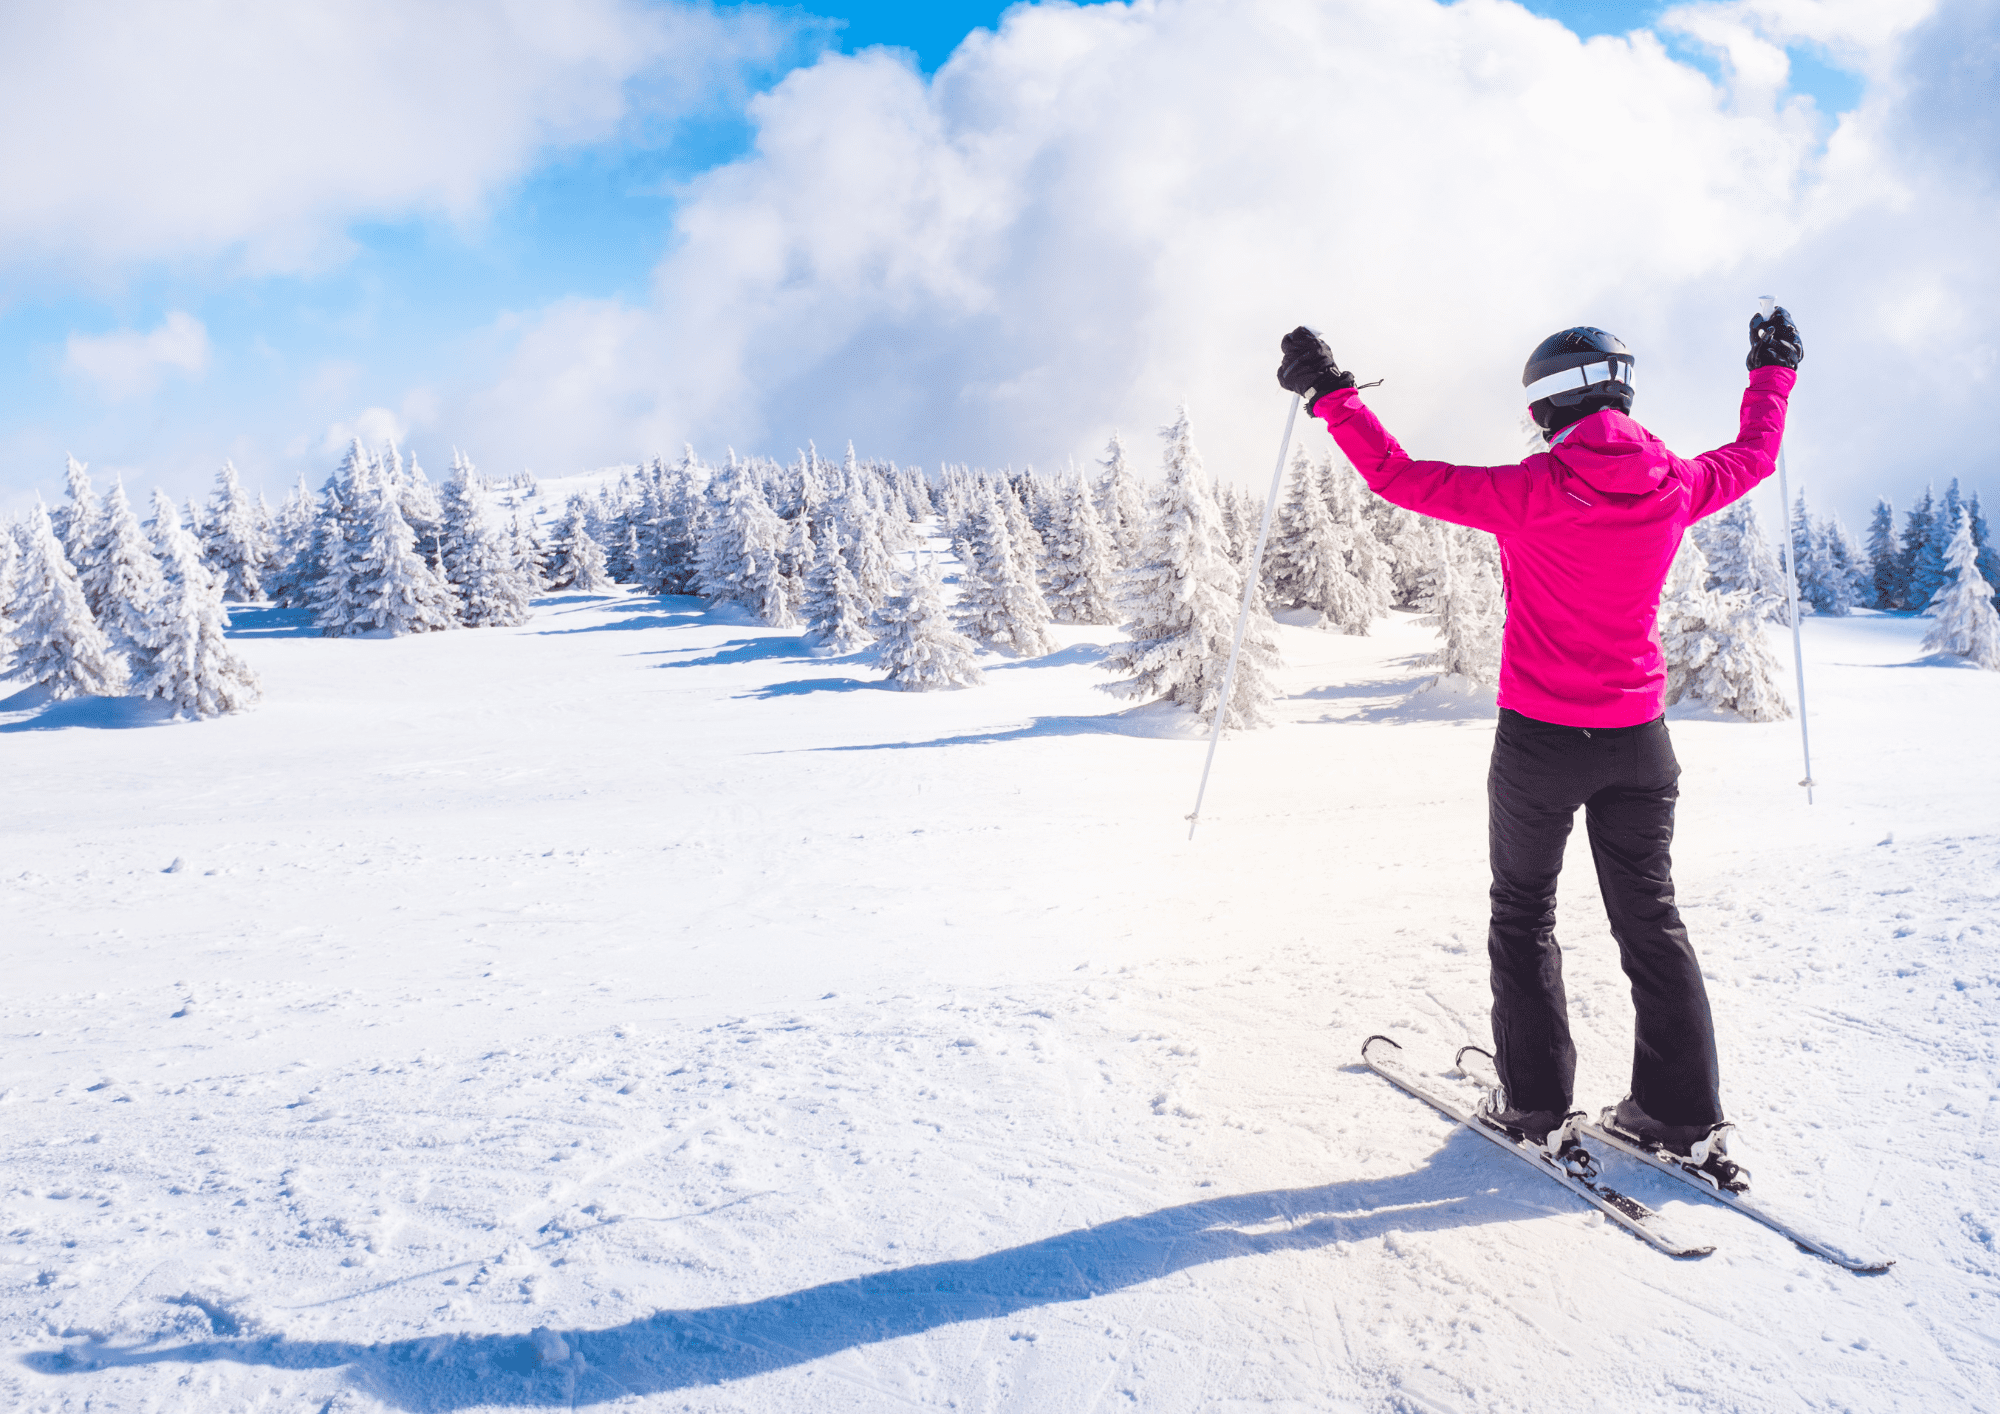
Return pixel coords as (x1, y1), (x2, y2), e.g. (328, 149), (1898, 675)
(1524, 327), (1635, 437)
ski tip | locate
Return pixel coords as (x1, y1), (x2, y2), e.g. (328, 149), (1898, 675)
(1451, 1043), (1495, 1076)
(1361, 1033), (1401, 1061)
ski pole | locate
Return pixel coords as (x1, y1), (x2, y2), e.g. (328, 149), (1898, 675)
(1187, 391), (1300, 840)
(1761, 295), (1814, 804)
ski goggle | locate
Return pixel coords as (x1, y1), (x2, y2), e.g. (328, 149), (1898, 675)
(1524, 359), (1635, 406)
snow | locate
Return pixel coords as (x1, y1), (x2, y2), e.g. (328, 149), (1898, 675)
(3, 538), (1998, 1410)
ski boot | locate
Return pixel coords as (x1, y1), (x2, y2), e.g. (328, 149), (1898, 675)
(1475, 1090), (1597, 1180)
(1603, 1094), (1749, 1193)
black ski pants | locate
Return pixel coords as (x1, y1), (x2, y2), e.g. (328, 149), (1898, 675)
(1486, 707), (1722, 1126)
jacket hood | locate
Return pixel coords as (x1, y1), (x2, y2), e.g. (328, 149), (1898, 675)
(1545, 409), (1670, 496)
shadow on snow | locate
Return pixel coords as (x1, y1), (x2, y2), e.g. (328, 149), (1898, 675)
(221, 603), (316, 639)
(0, 686), (180, 733)
(741, 675), (891, 699)
(22, 1141), (1520, 1409)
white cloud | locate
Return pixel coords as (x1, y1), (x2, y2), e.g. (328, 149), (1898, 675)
(64, 311), (211, 400)
(322, 406), (411, 460)
(456, 0), (1997, 526)
(0, 0), (812, 279)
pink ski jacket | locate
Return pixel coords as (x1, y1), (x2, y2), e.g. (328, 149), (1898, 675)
(1310, 365), (1796, 728)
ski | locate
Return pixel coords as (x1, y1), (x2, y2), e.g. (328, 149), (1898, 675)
(1361, 1035), (1713, 1259)
(1575, 1116), (1894, 1273)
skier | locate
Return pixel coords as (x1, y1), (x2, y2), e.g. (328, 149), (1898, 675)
(1277, 310), (1803, 1177)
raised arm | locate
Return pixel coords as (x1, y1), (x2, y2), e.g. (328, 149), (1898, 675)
(1275, 326), (1529, 535)
(1311, 389), (1531, 536)
(1684, 364), (1797, 521)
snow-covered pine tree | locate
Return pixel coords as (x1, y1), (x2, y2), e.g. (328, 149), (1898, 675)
(53, 455), (101, 576)
(200, 460), (273, 602)
(136, 496), (262, 716)
(1042, 470), (1119, 624)
(509, 512), (549, 592)
(874, 555), (983, 691)
(0, 517), (19, 653)
(88, 477), (169, 670)
(801, 520), (875, 655)
(842, 497), (899, 612)
(316, 465), (458, 636)
(1865, 498), (1900, 610)
(779, 509), (814, 619)
(1096, 431), (1146, 568)
(1328, 459), (1396, 621)
(1901, 486), (1945, 611)
(1419, 522), (1503, 686)
(1658, 533), (1790, 720)
(545, 498), (612, 592)
(1376, 503), (1433, 608)
(1261, 447), (1317, 608)
(1693, 498), (1790, 624)
(437, 453), (532, 626)
(1102, 405), (1280, 727)
(1819, 513), (1866, 615)
(698, 453), (793, 625)
(1921, 510), (2000, 669)
(9, 499), (126, 698)
(954, 482), (1056, 657)
(998, 478), (1046, 591)
(1969, 491), (2000, 598)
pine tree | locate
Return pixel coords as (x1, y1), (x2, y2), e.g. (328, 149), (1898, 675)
(1333, 460), (1396, 622)
(0, 518), (20, 656)
(1902, 485), (1945, 611)
(1819, 514), (1866, 616)
(698, 454), (793, 625)
(801, 520), (875, 655)
(53, 455), (101, 577)
(1865, 498), (1900, 610)
(1420, 522), (1504, 686)
(875, 556), (984, 691)
(1270, 452), (1372, 634)
(547, 498), (614, 593)
(9, 499), (126, 698)
(1096, 431), (1146, 567)
(88, 477), (169, 669)
(1969, 492), (2000, 599)
(998, 479), (1046, 591)
(1693, 499), (1790, 624)
(1102, 405), (1280, 727)
(509, 512), (550, 592)
(1921, 510), (2000, 669)
(1658, 533), (1790, 721)
(198, 460), (273, 602)
(437, 453), (532, 626)
(316, 467), (458, 636)
(1042, 471), (1119, 625)
(136, 496), (262, 716)
(953, 482), (1056, 657)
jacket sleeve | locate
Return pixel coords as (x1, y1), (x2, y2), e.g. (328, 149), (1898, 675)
(1311, 389), (1532, 536)
(1683, 365), (1795, 521)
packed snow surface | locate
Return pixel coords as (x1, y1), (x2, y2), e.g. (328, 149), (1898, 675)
(3, 555), (1997, 1411)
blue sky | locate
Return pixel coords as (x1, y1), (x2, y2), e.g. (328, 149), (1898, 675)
(0, 1), (1976, 529)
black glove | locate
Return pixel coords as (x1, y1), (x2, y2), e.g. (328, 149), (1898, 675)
(1277, 326), (1357, 405)
(1747, 305), (1803, 371)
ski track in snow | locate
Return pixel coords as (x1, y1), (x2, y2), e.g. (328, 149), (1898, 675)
(3, 540), (1997, 1412)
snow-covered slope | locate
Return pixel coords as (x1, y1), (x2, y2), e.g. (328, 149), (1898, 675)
(3, 555), (1996, 1411)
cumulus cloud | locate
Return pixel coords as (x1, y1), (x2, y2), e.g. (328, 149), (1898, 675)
(0, 0), (811, 279)
(461, 0), (1993, 523)
(64, 312), (211, 400)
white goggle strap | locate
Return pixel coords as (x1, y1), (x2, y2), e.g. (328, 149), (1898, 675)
(1524, 359), (1634, 406)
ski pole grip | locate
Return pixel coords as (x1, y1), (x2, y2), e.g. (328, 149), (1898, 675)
(1758, 296), (1775, 318)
